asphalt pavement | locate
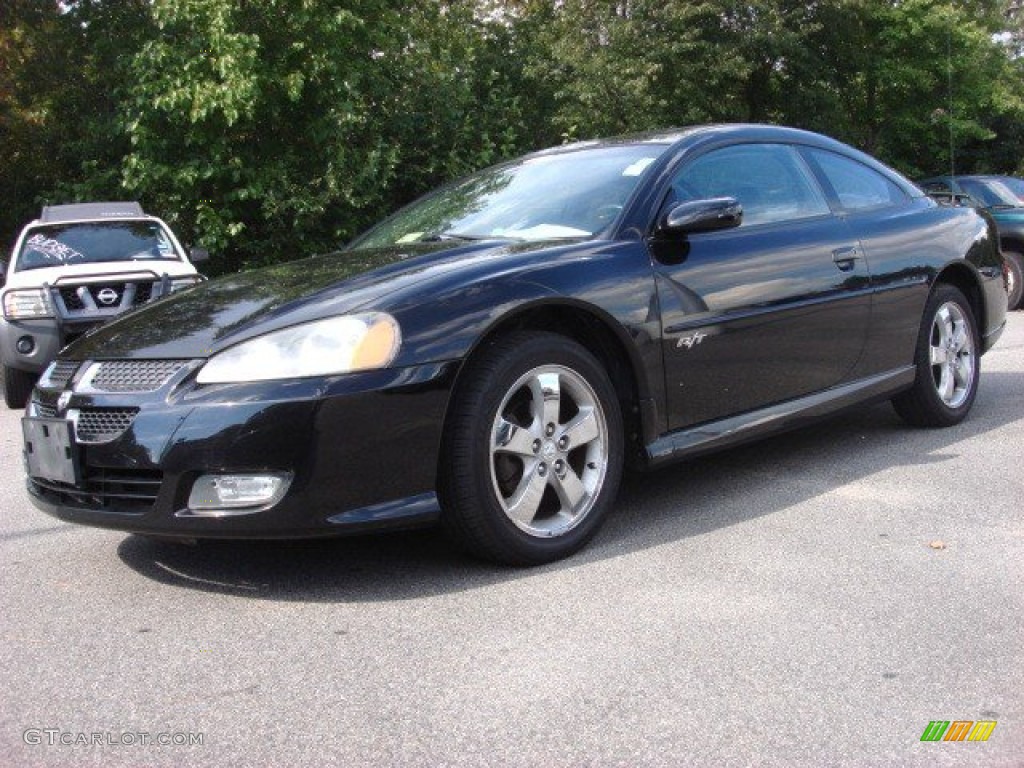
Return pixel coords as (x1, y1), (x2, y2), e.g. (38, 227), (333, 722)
(1, 314), (1022, 767)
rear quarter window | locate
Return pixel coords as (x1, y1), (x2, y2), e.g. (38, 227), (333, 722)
(807, 149), (908, 211)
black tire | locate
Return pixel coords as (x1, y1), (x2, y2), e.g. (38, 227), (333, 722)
(892, 284), (980, 428)
(3, 364), (36, 409)
(1004, 250), (1023, 311)
(439, 332), (624, 565)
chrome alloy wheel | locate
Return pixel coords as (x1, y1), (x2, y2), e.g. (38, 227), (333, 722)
(489, 364), (609, 538)
(928, 301), (976, 409)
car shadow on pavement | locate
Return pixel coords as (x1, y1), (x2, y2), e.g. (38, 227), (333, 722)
(116, 369), (1023, 602)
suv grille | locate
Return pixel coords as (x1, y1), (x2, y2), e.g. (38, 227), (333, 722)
(89, 360), (189, 392)
(58, 287), (86, 311)
(30, 467), (163, 514)
(55, 281), (158, 313)
(74, 408), (139, 443)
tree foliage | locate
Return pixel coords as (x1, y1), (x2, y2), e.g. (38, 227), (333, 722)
(2, 0), (1024, 270)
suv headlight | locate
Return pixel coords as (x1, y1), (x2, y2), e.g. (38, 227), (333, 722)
(3, 289), (54, 319)
(169, 276), (204, 293)
(196, 313), (401, 384)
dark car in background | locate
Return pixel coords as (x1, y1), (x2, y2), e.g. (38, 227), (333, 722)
(21, 125), (1006, 565)
(918, 175), (1024, 309)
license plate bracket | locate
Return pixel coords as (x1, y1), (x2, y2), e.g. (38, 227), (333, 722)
(22, 418), (80, 485)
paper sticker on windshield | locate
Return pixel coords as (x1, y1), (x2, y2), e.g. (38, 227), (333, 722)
(25, 234), (85, 263)
(622, 158), (656, 177)
(397, 232), (424, 244)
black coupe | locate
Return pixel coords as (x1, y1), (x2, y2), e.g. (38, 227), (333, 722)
(21, 125), (1007, 564)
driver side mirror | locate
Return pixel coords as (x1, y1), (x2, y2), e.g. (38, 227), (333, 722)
(189, 246), (210, 264)
(659, 197), (742, 235)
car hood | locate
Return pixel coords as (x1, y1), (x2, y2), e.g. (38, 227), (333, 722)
(65, 239), (539, 360)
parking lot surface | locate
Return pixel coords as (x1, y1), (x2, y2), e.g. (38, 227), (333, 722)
(1, 314), (1022, 767)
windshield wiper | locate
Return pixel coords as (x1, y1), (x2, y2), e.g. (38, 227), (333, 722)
(419, 231), (487, 242)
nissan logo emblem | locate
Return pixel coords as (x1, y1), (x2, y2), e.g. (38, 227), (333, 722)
(96, 288), (119, 306)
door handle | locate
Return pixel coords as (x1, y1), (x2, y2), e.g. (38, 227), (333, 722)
(832, 246), (860, 272)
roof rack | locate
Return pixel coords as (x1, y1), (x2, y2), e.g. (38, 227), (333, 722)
(40, 202), (146, 224)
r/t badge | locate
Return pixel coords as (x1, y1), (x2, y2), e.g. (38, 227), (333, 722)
(676, 330), (707, 350)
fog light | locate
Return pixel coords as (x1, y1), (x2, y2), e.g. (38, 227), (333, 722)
(184, 473), (292, 516)
(16, 336), (35, 354)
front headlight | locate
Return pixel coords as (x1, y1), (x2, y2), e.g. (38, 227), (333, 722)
(196, 313), (401, 384)
(169, 276), (203, 293)
(2, 289), (54, 319)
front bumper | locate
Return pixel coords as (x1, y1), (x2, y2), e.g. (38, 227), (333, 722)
(24, 360), (457, 537)
(1, 317), (73, 375)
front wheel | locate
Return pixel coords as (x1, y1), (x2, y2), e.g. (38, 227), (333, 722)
(1004, 250), (1023, 310)
(892, 284), (979, 428)
(3, 364), (36, 409)
(440, 332), (623, 565)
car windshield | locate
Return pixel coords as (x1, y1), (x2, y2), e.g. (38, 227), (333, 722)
(958, 178), (1023, 208)
(15, 221), (180, 272)
(350, 144), (668, 249)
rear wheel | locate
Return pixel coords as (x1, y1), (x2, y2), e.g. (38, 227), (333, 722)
(3, 364), (36, 409)
(892, 284), (979, 427)
(1004, 250), (1023, 310)
(440, 332), (623, 565)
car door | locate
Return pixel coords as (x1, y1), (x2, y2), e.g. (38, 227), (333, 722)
(649, 142), (873, 431)
(801, 147), (930, 378)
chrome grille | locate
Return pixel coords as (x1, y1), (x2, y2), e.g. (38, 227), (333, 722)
(44, 360), (80, 389)
(30, 467), (163, 514)
(74, 408), (139, 443)
(33, 401), (58, 419)
(89, 360), (188, 392)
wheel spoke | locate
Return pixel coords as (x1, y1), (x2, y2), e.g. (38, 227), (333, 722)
(938, 366), (956, 403)
(504, 466), (548, 526)
(953, 355), (972, 388)
(951, 323), (969, 353)
(494, 417), (538, 457)
(561, 407), (600, 449)
(552, 465), (587, 513)
(930, 344), (948, 366)
(530, 372), (561, 432)
(936, 306), (954, 345)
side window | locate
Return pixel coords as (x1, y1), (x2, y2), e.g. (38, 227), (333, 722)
(670, 143), (830, 227)
(920, 180), (952, 195)
(808, 149), (907, 211)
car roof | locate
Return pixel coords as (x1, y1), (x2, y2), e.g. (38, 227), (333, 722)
(919, 174), (1014, 183)
(536, 124), (853, 156)
(39, 202), (147, 224)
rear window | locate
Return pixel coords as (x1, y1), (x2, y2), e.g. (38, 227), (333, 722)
(16, 221), (180, 272)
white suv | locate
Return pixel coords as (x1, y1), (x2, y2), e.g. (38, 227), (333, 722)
(1, 202), (207, 407)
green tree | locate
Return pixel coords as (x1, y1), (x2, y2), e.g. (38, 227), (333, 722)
(0, 0), (155, 253)
(799, 0), (1023, 176)
(508, 0), (1024, 178)
(121, 0), (539, 273)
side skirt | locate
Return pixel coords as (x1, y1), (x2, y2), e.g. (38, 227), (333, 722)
(643, 367), (915, 469)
